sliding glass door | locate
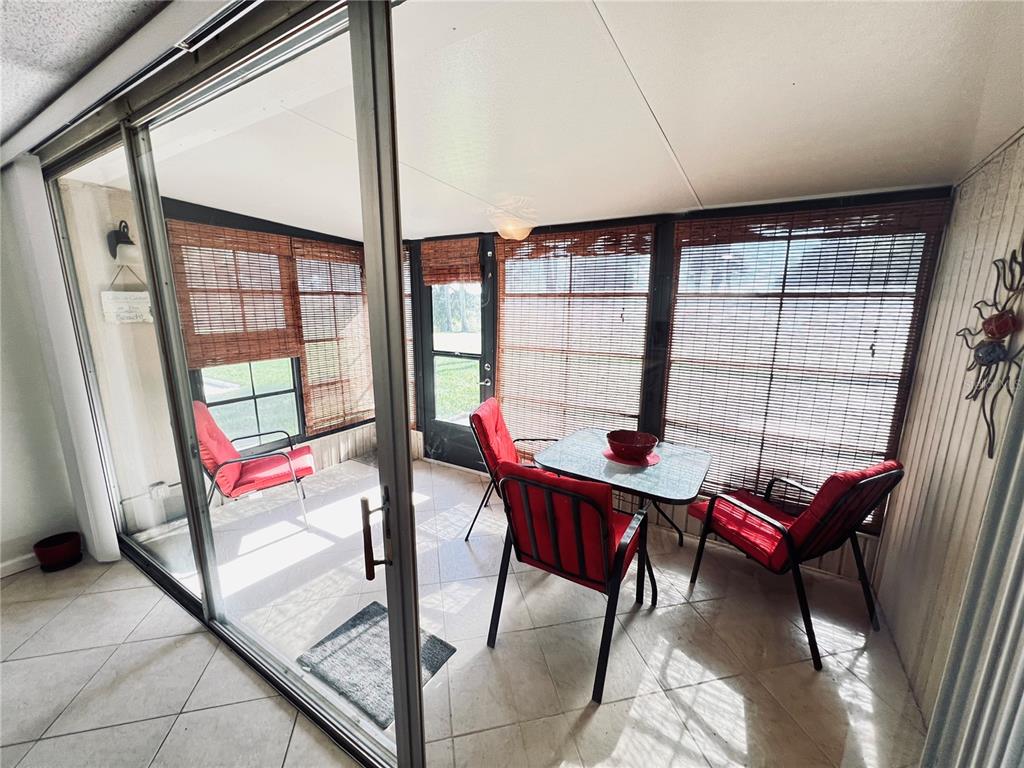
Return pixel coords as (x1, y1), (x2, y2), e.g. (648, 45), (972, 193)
(48, 3), (428, 766)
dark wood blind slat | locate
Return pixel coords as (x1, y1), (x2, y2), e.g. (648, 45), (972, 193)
(666, 198), (948, 532)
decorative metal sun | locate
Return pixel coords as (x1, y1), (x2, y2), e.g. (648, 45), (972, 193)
(955, 233), (1024, 458)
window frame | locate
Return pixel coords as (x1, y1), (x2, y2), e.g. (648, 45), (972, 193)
(188, 357), (305, 455)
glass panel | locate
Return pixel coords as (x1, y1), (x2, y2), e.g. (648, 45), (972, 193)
(256, 393), (300, 438)
(433, 356), (481, 424)
(251, 357), (294, 394)
(54, 146), (200, 595)
(202, 362), (253, 402)
(431, 282), (481, 353)
(209, 400), (258, 448)
(146, 14), (417, 760)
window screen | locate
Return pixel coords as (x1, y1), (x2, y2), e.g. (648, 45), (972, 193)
(664, 199), (948, 531)
(497, 225), (654, 451)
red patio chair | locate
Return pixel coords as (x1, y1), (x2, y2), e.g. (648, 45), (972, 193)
(464, 397), (553, 541)
(687, 460), (903, 669)
(488, 461), (657, 703)
(192, 401), (315, 527)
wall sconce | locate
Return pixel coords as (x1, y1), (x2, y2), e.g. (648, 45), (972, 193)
(107, 220), (141, 261)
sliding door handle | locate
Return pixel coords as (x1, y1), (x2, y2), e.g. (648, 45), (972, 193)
(360, 496), (390, 580)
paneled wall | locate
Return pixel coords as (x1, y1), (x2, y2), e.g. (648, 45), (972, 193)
(875, 133), (1024, 722)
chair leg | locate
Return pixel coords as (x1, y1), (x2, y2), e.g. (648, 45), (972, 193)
(295, 480), (309, 530)
(593, 577), (622, 703)
(690, 517), (712, 585)
(487, 531), (513, 648)
(791, 562), (822, 670)
(849, 533), (880, 631)
(465, 479), (495, 542)
(636, 520), (646, 605)
(645, 541), (658, 608)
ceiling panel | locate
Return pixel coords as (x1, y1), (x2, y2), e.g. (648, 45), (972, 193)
(596, 0), (1017, 206)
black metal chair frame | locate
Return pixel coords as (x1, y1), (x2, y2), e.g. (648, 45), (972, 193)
(204, 430), (309, 528)
(689, 469), (904, 670)
(488, 473), (658, 703)
(463, 417), (554, 541)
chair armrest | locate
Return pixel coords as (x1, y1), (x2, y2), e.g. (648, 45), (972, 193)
(231, 430), (295, 450)
(513, 438), (557, 443)
(612, 511), (645, 568)
(210, 450), (301, 489)
(709, 493), (799, 562)
(764, 477), (817, 504)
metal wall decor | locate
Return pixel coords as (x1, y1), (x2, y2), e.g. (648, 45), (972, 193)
(955, 233), (1024, 458)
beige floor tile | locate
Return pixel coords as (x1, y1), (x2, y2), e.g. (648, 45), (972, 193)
(10, 587), (162, 659)
(441, 575), (532, 641)
(426, 738), (455, 768)
(83, 560), (153, 593)
(757, 656), (925, 768)
(667, 674), (832, 767)
(448, 629), (561, 735)
(692, 596), (817, 672)
(18, 716), (175, 768)
(0, 597), (72, 660)
(515, 570), (609, 627)
(439, 534), (505, 582)
(453, 724), (528, 768)
(1, 646), (116, 745)
(831, 633), (926, 732)
(619, 604), (746, 690)
(126, 595), (205, 642)
(47, 633), (218, 736)
(238, 594), (362, 660)
(283, 716), (360, 767)
(520, 714), (585, 767)
(536, 617), (661, 710)
(434, 501), (505, 540)
(152, 697), (296, 768)
(0, 742), (32, 767)
(618, 560), (690, 614)
(424, 666), (453, 742)
(184, 643), (278, 711)
(566, 691), (709, 767)
(0, 560), (111, 604)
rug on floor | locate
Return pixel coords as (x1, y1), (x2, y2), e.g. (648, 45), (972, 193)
(298, 600), (455, 728)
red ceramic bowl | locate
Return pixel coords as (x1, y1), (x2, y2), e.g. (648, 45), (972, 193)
(606, 430), (658, 461)
(33, 531), (82, 572)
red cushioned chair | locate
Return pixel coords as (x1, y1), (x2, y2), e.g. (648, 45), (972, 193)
(488, 461), (657, 703)
(192, 401), (315, 527)
(687, 460), (904, 670)
(464, 398), (553, 541)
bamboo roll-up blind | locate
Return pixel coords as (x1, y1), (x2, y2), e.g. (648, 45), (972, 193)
(497, 224), (654, 454)
(421, 237), (480, 285)
(167, 219), (301, 368)
(665, 198), (949, 531)
(293, 237), (374, 434)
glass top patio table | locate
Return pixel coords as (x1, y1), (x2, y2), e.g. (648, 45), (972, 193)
(533, 428), (711, 505)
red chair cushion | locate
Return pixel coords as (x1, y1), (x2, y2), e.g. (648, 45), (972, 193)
(231, 446), (316, 497)
(193, 401), (242, 495)
(788, 460), (903, 547)
(470, 398), (519, 474)
(497, 461), (639, 590)
(688, 490), (794, 571)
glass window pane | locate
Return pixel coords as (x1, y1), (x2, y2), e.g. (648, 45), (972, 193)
(432, 282), (481, 354)
(433, 357), (481, 424)
(202, 363), (253, 402)
(209, 400), (258, 448)
(251, 357), (294, 395)
(256, 393), (300, 439)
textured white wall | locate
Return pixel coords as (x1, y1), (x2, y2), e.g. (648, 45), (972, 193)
(875, 132), (1024, 722)
(1, 184), (77, 573)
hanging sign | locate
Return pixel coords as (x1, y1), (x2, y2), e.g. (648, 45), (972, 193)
(101, 290), (153, 323)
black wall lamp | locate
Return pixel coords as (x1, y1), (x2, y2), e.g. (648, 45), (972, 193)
(107, 220), (136, 260)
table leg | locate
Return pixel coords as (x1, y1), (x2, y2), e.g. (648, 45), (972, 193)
(650, 500), (685, 547)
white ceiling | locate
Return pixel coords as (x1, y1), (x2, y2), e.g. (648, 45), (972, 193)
(0, 0), (163, 141)
(69, 0), (1024, 242)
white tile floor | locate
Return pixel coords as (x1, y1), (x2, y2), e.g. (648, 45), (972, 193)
(1, 458), (927, 767)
